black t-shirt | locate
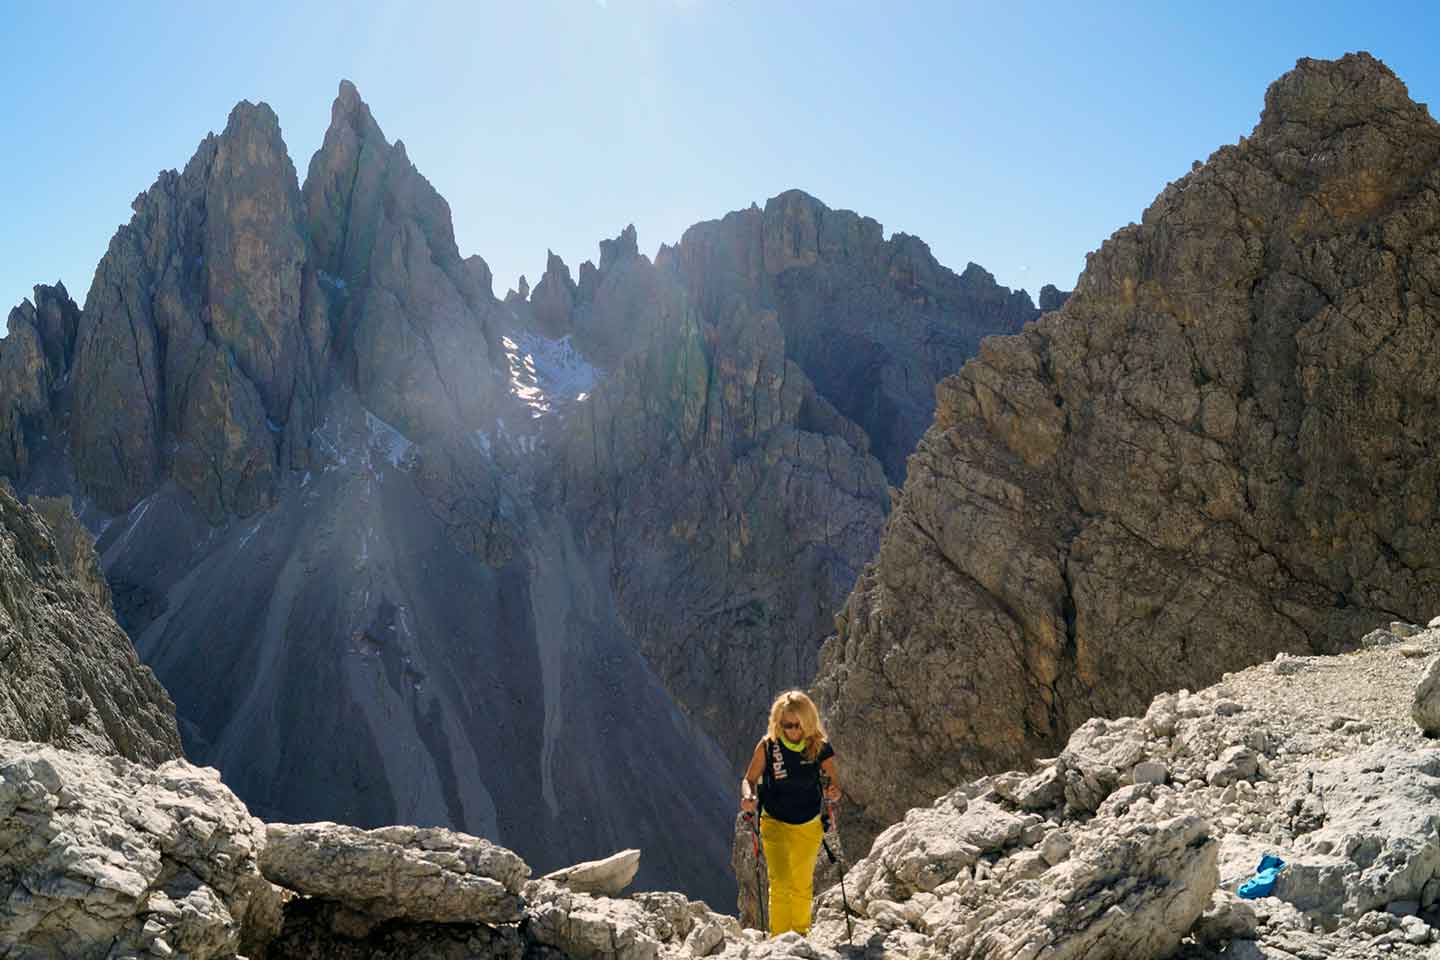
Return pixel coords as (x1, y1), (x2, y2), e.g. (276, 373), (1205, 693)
(759, 737), (835, 824)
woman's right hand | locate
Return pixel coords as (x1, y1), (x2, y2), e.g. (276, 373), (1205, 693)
(740, 795), (758, 814)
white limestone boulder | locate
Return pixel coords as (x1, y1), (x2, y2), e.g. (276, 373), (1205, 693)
(0, 740), (281, 959)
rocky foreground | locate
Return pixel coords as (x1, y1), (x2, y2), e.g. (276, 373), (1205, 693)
(7, 618), (1440, 959)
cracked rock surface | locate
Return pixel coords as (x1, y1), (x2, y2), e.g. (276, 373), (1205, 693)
(816, 52), (1440, 854)
(0, 483), (179, 762)
(10, 619), (1440, 958)
(798, 622), (1440, 959)
(0, 740), (280, 959)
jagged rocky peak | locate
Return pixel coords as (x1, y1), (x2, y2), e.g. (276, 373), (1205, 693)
(954, 260), (1037, 313)
(542, 187), (1048, 774)
(67, 96), (310, 518)
(304, 78), (388, 280)
(599, 222), (640, 272)
(0, 283), (80, 482)
(670, 188), (1041, 483)
(530, 249), (577, 337)
(504, 274), (530, 307)
(0, 484), (181, 762)
(1258, 50), (1428, 145)
(815, 51), (1440, 855)
(1038, 282), (1070, 312)
(762, 188), (884, 272)
(577, 258), (600, 301)
(303, 78), (502, 439)
(466, 253), (495, 299)
(16, 281), (80, 375)
(568, 223), (666, 363)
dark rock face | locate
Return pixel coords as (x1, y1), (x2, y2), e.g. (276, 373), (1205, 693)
(100, 395), (738, 908)
(815, 53), (1440, 852)
(303, 81), (503, 443)
(0, 284), (79, 484)
(570, 224), (667, 365)
(558, 264), (889, 764)
(670, 190), (1039, 483)
(0, 484), (180, 762)
(537, 202), (1035, 764)
(1038, 283), (1071, 313)
(536, 191), (1038, 767)
(530, 250), (577, 338)
(69, 101), (312, 519)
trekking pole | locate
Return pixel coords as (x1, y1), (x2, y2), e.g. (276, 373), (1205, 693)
(743, 812), (767, 933)
(821, 799), (854, 946)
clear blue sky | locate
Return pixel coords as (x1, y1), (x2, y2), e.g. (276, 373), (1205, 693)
(3, 1), (1437, 316)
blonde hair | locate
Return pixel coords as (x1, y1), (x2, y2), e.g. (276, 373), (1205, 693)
(766, 690), (827, 761)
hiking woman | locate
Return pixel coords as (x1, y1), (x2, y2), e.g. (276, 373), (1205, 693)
(739, 690), (840, 936)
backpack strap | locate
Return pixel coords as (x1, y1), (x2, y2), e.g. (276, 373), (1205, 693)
(758, 738), (774, 814)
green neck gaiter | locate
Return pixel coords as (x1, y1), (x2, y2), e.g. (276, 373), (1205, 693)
(779, 733), (807, 752)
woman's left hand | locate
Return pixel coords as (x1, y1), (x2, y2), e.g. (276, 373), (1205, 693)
(823, 783), (841, 802)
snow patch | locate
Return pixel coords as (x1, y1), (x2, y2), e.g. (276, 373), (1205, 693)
(501, 333), (599, 421)
(237, 520), (262, 551)
(114, 495), (154, 553)
(365, 412), (413, 468)
(311, 420), (349, 470)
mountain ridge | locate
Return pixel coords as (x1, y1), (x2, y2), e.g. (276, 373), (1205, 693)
(0, 78), (1045, 904)
(815, 50), (1440, 856)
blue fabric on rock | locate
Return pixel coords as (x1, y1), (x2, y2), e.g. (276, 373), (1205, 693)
(1237, 854), (1286, 899)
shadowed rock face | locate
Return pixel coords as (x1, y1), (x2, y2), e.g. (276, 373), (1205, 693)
(1038, 283), (1070, 313)
(815, 52), (1440, 853)
(530, 250), (577, 338)
(0, 483), (180, 762)
(555, 256), (890, 766)
(667, 191), (1040, 484)
(0, 284), (80, 483)
(69, 100), (313, 519)
(303, 79), (504, 442)
(537, 197), (1038, 765)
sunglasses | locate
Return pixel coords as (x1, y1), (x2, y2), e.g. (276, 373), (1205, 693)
(781, 721), (803, 730)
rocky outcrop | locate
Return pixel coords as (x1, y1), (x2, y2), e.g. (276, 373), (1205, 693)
(568, 224), (668, 364)
(668, 190), (1039, 483)
(801, 622), (1440, 959)
(815, 53), (1440, 852)
(558, 265), (890, 764)
(0, 484), (179, 762)
(1038, 283), (1070, 313)
(304, 80), (504, 441)
(536, 199), (1041, 768)
(0, 284), (79, 485)
(542, 848), (642, 896)
(530, 250), (578, 338)
(11, 618), (1440, 958)
(1416, 657), (1440, 735)
(69, 100), (314, 518)
(0, 741), (280, 959)
(261, 822), (527, 928)
(26, 495), (111, 608)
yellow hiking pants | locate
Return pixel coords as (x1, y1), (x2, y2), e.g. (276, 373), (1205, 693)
(760, 813), (824, 936)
